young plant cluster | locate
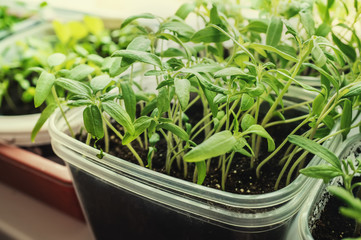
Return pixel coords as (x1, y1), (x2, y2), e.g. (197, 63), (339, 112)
(0, 16), (126, 115)
(32, 0), (361, 193)
(290, 136), (361, 239)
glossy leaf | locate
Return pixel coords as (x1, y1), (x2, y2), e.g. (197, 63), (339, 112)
(288, 135), (341, 169)
(34, 72), (55, 108)
(121, 13), (156, 29)
(184, 130), (237, 162)
(31, 103), (57, 142)
(157, 86), (170, 114)
(174, 78), (190, 110)
(299, 4), (315, 36)
(191, 26), (229, 43)
(175, 3), (195, 19)
(312, 42), (327, 67)
(83, 105), (104, 139)
(55, 78), (92, 97)
(241, 114), (256, 131)
(102, 101), (135, 135)
(123, 116), (153, 145)
(249, 43), (298, 62)
(161, 21), (195, 39)
(266, 17), (283, 47)
(157, 122), (189, 141)
(112, 50), (162, 68)
(47, 53), (66, 67)
(343, 82), (361, 98)
(240, 94), (254, 111)
(121, 82), (136, 121)
(245, 125), (275, 151)
(214, 67), (248, 78)
(340, 99), (352, 139)
(91, 74), (112, 92)
(68, 64), (95, 81)
(332, 33), (356, 62)
(182, 69), (228, 94)
(84, 16), (104, 36)
(299, 165), (343, 183)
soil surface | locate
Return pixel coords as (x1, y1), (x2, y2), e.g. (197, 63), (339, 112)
(311, 193), (355, 240)
(77, 105), (310, 195)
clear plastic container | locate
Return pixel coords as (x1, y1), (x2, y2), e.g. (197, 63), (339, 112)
(287, 134), (361, 240)
(0, 23), (53, 146)
(49, 95), (342, 239)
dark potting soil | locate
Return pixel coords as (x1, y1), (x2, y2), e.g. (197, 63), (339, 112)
(77, 112), (309, 195)
(311, 192), (355, 240)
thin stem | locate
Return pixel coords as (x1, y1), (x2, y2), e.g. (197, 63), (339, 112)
(265, 114), (308, 128)
(256, 116), (310, 178)
(103, 116), (144, 167)
(52, 87), (75, 138)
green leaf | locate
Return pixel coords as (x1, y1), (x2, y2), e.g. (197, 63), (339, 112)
(315, 23), (331, 37)
(312, 92), (325, 116)
(196, 161), (206, 185)
(68, 64), (95, 81)
(249, 43), (298, 62)
(160, 21), (195, 39)
(88, 54), (104, 65)
(241, 94), (254, 111)
(53, 20), (71, 44)
(266, 17), (283, 47)
(332, 33), (356, 62)
(83, 105), (104, 139)
(246, 20), (268, 33)
(175, 3), (195, 19)
(55, 78), (92, 97)
(157, 86), (170, 114)
(341, 99), (352, 140)
(241, 114), (255, 131)
(271, 69), (320, 93)
(245, 125), (275, 151)
(343, 82), (361, 98)
(91, 74), (112, 92)
(312, 42), (327, 67)
(174, 78), (190, 111)
(189, 63), (223, 73)
(34, 72), (55, 108)
(84, 16), (104, 36)
(121, 13), (156, 29)
(299, 4), (315, 36)
(157, 122), (189, 141)
(214, 67), (248, 78)
(31, 103), (57, 142)
(112, 50), (162, 68)
(300, 165), (343, 182)
(102, 101), (135, 135)
(288, 135), (341, 169)
(328, 186), (361, 213)
(182, 69), (228, 94)
(191, 26), (229, 43)
(123, 116), (153, 145)
(184, 130), (237, 162)
(121, 82), (136, 121)
(47, 53), (66, 67)
(302, 63), (339, 90)
(109, 57), (128, 77)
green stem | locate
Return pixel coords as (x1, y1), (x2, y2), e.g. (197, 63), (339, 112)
(52, 87), (75, 138)
(265, 115), (308, 128)
(222, 152), (235, 190)
(103, 117), (144, 167)
(256, 116), (310, 178)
